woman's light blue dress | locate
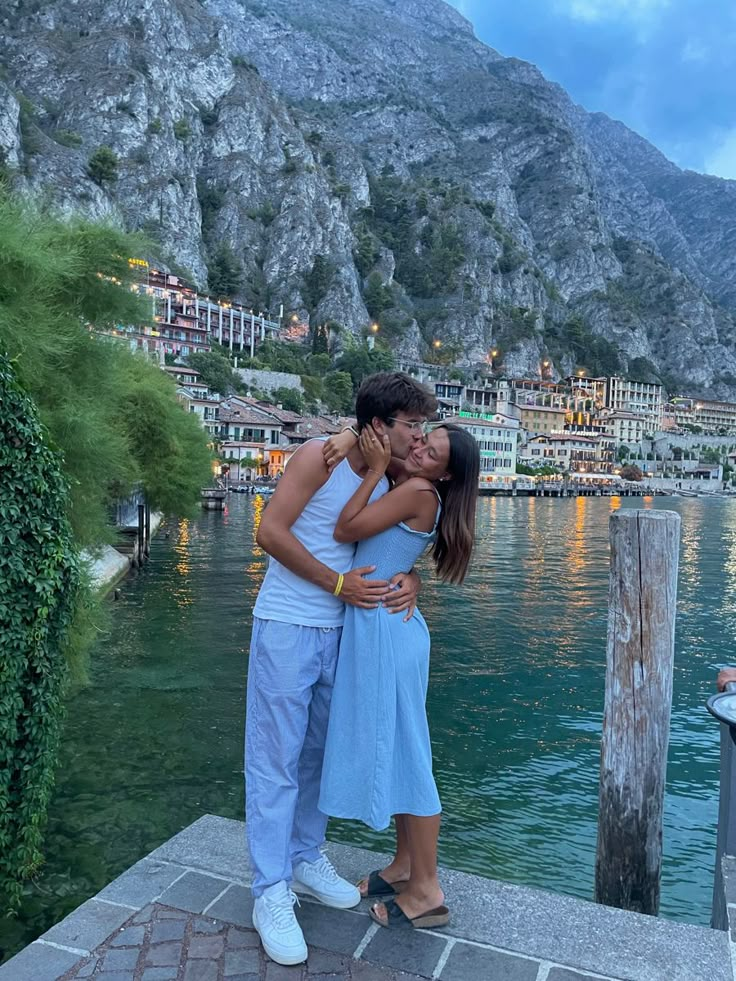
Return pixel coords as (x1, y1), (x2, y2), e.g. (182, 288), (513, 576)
(319, 506), (441, 831)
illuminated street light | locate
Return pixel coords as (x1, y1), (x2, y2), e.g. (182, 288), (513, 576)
(370, 323), (380, 334)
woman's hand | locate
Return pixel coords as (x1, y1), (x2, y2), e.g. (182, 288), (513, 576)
(323, 429), (358, 472)
(383, 570), (421, 622)
(359, 425), (391, 477)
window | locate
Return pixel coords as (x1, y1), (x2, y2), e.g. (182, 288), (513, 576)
(270, 430), (279, 444)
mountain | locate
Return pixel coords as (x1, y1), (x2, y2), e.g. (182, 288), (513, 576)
(1, 0), (735, 395)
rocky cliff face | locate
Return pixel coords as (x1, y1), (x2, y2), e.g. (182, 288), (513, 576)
(1, 0), (735, 395)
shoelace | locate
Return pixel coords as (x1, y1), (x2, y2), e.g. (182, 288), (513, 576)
(312, 854), (340, 882)
(265, 888), (300, 930)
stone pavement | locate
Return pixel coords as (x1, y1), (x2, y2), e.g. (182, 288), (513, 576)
(1, 814), (733, 981)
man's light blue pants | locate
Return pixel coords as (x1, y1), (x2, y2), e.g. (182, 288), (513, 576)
(245, 617), (341, 897)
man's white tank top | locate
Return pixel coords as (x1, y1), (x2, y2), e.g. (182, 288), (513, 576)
(253, 442), (389, 627)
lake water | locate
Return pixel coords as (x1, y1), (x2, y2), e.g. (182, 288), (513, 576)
(1, 493), (733, 961)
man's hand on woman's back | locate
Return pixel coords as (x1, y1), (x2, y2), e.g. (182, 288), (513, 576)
(340, 566), (389, 609)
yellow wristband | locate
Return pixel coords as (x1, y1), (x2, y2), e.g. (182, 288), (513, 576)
(333, 573), (344, 597)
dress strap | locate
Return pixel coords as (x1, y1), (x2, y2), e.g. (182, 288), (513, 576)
(431, 486), (442, 534)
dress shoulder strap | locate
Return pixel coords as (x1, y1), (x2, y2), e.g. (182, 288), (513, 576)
(431, 485), (442, 533)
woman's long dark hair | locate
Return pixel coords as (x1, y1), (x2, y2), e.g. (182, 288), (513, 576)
(430, 424), (480, 584)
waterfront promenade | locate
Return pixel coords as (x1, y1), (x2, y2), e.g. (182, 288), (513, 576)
(1, 814), (731, 981)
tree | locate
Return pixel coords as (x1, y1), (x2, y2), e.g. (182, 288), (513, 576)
(0, 190), (212, 546)
(87, 145), (119, 185)
(186, 350), (240, 397)
(363, 271), (393, 318)
(616, 445), (630, 462)
(306, 353), (331, 377)
(269, 386), (304, 413)
(303, 254), (333, 313)
(620, 464), (644, 481)
(323, 370), (354, 414)
(335, 346), (396, 392)
(207, 243), (243, 298)
(701, 446), (722, 466)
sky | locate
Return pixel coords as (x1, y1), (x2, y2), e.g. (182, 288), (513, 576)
(447, 0), (736, 179)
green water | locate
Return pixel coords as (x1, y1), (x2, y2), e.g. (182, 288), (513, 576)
(1, 494), (732, 960)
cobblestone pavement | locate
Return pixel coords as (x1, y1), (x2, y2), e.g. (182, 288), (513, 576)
(59, 903), (426, 981)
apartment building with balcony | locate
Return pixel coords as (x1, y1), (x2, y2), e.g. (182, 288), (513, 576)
(128, 262), (281, 359)
(443, 411), (519, 486)
(520, 433), (605, 474)
(606, 376), (663, 432)
(669, 396), (736, 434)
(601, 409), (649, 446)
(518, 403), (569, 436)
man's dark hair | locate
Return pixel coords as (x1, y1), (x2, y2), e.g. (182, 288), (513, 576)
(355, 372), (436, 429)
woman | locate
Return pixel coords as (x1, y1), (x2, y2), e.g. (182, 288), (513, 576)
(319, 423), (480, 930)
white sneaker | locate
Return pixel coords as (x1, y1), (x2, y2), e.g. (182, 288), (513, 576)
(292, 854), (361, 909)
(252, 881), (307, 965)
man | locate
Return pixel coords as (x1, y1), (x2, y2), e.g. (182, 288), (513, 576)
(246, 372), (436, 965)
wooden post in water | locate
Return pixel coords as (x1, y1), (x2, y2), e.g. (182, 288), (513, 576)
(594, 509), (680, 915)
(144, 501), (151, 556)
(137, 504), (145, 566)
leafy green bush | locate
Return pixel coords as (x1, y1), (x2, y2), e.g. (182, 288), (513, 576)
(53, 129), (82, 148)
(147, 118), (163, 135)
(247, 201), (277, 226)
(173, 118), (191, 141)
(18, 98), (43, 157)
(497, 241), (524, 275)
(87, 145), (118, 184)
(0, 355), (80, 909)
(475, 200), (495, 220)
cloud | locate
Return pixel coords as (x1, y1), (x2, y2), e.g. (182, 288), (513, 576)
(556, 0), (670, 22)
(447, 0), (736, 178)
(705, 130), (736, 181)
(680, 39), (708, 63)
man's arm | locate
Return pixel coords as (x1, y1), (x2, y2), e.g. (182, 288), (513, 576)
(256, 441), (389, 608)
(718, 668), (736, 691)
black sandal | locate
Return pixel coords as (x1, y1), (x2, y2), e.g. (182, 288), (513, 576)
(358, 869), (408, 898)
(369, 897), (450, 930)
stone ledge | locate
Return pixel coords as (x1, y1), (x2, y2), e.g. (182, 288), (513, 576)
(145, 814), (731, 981)
(1, 814), (730, 981)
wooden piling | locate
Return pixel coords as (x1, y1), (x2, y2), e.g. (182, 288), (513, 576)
(144, 501), (151, 556)
(137, 504), (145, 564)
(594, 509), (680, 915)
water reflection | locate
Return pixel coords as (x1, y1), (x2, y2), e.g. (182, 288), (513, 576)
(172, 518), (193, 607)
(1, 496), (732, 963)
